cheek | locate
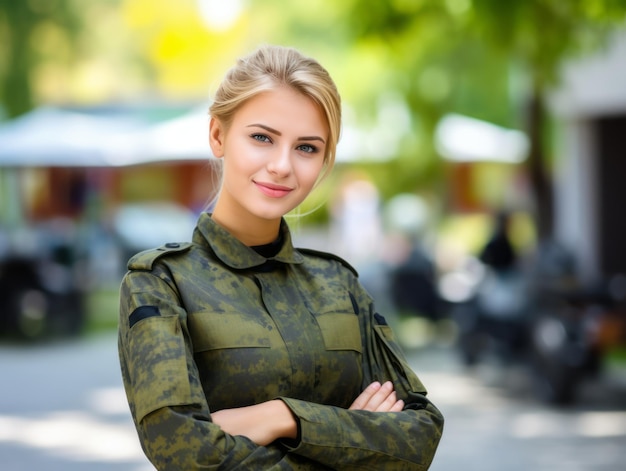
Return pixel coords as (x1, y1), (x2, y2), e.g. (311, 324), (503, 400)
(223, 146), (258, 177)
(298, 159), (325, 188)
(221, 158), (248, 191)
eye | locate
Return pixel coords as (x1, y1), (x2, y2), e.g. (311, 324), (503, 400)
(251, 133), (272, 143)
(297, 143), (318, 154)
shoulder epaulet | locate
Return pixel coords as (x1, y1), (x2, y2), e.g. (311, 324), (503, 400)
(127, 242), (193, 271)
(296, 247), (359, 277)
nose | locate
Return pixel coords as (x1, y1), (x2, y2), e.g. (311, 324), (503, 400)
(266, 145), (292, 177)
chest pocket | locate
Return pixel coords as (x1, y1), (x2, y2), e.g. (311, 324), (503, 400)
(316, 312), (362, 352)
(189, 311), (289, 409)
(303, 281), (363, 353)
(189, 311), (274, 352)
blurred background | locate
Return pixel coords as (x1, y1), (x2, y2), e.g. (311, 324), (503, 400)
(1, 1), (626, 470)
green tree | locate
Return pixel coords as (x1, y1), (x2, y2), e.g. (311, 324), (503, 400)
(327, 0), (626, 239)
(0, 0), (81, 118)
(0, 0), (169, 119)
(460, 0), (626, 238)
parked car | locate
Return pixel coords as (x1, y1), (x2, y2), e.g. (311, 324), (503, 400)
(0, 219), (87, 340)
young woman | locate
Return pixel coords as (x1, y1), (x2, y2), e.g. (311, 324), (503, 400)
(118, 44), (443, 470)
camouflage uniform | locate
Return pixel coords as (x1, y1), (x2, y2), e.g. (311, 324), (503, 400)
(118, 213), (443, 470)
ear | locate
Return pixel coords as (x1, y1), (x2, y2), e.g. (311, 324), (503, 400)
(209, 117), (225, 158)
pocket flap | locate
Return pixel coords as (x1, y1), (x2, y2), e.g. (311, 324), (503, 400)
(316, 313), (362, 352)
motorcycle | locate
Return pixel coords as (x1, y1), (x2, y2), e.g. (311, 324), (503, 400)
(443, 245), (626, 405)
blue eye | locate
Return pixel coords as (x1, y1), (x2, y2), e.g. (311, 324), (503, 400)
(298, 144), (317, 154)
(251, 133), (271, 143)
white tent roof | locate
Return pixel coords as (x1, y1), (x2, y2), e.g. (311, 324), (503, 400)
(0, 106), (214, 168)
(107, 106), (214, 166)
(0, 107), (140, 167)
(435, 113), (529, 164)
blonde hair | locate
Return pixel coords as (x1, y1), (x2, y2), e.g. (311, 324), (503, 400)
(209, 45), (342, 182)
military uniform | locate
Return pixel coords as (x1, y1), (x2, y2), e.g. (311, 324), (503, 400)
(118, 213), (443, 470)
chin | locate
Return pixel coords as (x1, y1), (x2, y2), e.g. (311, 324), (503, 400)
(252, 199), (303, 220)
(251, 207), (293, 221)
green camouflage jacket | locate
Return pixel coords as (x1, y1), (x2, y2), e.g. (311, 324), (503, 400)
(118, 213), (443, 470)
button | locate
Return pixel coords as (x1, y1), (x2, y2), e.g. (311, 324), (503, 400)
(165, 242), (180, 248)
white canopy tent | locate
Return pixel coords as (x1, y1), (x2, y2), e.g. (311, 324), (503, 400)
(435, 113), (529, 164)
(0, 106), (215, 168)
(0, 107), (142, 167)
(106, 106), (214, 166)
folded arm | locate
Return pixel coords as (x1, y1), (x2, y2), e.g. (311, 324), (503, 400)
(211, 380), (404, 446)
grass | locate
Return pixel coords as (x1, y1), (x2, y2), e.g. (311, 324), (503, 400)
(84, 287), (120, 334)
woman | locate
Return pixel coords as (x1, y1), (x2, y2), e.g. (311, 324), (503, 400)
(118, 44), (443, 470)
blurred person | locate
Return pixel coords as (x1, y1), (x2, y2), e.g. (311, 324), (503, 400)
(455, 210), (528, 365)
(475, 210), (525, 320)
(478, 210), (517, 273)
(385, 194), (441, 322)
(117, 45), (443, 470)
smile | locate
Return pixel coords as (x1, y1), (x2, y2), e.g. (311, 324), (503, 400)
(254, 181), (293, 198)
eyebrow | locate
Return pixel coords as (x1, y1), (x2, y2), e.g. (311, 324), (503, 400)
(247, 124), (326, 143)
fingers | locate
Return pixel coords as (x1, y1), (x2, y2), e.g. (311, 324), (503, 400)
(349, 381), (405, 412)
(365, 381), (394, 411)
(381, 388), (405, 412)
(349, 381), (382, 410)
(389, 396), (405, 412)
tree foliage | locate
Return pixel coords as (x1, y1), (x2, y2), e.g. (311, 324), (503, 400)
(270, 0), (626, 236)
(458, 0), (626, 236)
(0, 0), (81, 117)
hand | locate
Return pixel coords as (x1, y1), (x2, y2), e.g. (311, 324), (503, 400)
(211, 400), (297, 446)
(349, 381), (404, 412)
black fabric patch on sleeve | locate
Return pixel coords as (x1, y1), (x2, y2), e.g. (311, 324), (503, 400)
(129, 305), (161, 328)
(374, 312), (388, 325)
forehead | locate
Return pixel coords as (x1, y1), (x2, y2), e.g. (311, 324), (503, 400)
(233, 87), (328, 134)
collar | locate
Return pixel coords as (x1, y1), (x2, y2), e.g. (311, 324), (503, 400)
(192, 212), (304, 271)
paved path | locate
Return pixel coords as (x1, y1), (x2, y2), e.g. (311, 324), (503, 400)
(409, 344), (626, 471)
(0, 334), (152, 471)
(1, 332), (625, 470)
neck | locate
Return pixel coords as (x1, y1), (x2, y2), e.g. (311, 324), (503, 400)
(211, 205), (281, 246)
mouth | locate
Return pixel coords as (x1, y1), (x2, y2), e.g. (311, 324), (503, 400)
(254, 181), (293, 198)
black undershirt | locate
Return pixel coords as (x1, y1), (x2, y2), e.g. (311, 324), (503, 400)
(250, 231), (284, 258)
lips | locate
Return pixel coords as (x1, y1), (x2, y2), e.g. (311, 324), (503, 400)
(254, 181), (293, 198)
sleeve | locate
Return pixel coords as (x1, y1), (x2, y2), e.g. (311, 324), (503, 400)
(118, 267), (330, 471)
(277, 276), (444, 470)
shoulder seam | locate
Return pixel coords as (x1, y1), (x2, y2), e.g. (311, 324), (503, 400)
(296, 247), (358, 277)
(127, 242), (193, 271)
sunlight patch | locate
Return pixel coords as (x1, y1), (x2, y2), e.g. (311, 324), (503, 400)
(0, 411), (143, 462)
(511, 411), (626, 439)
